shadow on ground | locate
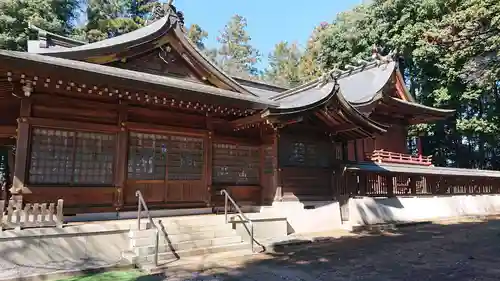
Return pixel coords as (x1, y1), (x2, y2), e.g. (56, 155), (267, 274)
(126, 218), (500, 281)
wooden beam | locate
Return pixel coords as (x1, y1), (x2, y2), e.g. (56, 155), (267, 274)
(125, 121), (206, 137)
(26, 117), (120, 133)
(0, 126), (16, 138)
(316, 110), (359, 133)
(230, 113), (264, 127)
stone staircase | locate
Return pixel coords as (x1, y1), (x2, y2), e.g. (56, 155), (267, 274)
(122, 214), (254, 270)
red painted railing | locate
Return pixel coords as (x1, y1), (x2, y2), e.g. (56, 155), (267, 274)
(365, 149), (433, 166)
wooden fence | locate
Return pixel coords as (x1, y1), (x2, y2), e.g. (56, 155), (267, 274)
(366, 150), (433, 166)
(0, 199), (63, 230)
(336, 172), (500, 197)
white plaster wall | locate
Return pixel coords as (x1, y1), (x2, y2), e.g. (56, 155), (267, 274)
(349, 195), (500, 226)
(262, 201), (343, 234)
(0, 223), (131, 278)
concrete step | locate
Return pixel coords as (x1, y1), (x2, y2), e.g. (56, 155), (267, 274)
(140, 248), (259, 274)
(134, 236), (243, 256)
(131, 229), (238, 247)
(138, 242), (251, 264)
(153, 214), (226, 226)
(129, 224), (234, 239)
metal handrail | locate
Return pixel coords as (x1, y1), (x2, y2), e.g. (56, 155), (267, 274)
(135, 190), (160, 266)
(220, 189), (254, 252)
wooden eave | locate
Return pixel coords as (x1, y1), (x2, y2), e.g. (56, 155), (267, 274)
(0, 51), (276, 114)
(262, 83), (388, 140)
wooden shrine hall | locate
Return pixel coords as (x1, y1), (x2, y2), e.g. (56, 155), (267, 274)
(1, 2), (500, 215)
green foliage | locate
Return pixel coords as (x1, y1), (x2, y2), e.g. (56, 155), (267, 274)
(0, 0), (80, 50)
(314, 0), (500, 168)
(83, 0), (161, 42)
(186, 23), (208, 50)
(215, 15), (261, 77)
(264, 41), (302, 87)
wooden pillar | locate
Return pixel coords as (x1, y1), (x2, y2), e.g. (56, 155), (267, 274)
(417, 137), (423, 160)
(342, 141), (348, 161)
(11, 98), (32, 203)
(273, 129), (282, 201)
(114, 101), (128, 210)
(358, 172), (367, 196)
(205, 114), (213, 207)
(386, 174), (394, 197)
(409, 176), (417, 195)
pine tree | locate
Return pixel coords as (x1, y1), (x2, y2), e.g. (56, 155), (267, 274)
(215, 15), (261, 77)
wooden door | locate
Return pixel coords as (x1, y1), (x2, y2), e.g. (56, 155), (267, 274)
(125, 132), (207, 207)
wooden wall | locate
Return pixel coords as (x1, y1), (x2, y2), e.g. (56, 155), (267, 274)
(346, 124), (409, 161)
(8, 92), (271, 213)
(277, 129), (336, 202)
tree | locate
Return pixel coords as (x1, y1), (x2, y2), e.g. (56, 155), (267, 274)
(186, 23), (208, 50)
(298, 21), (331, 82)
(0, 0), (80, 50)
(314, 0), (500, 169)
(215, 15), (261, 77)
(84, 0), (161, 42)
(264, 41), (302, 87)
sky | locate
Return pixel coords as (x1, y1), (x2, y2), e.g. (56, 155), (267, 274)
(173, 0), (363, 69)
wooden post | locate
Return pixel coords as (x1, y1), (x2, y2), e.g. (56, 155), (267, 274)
(0, 200), (4, 231)
(56, 199), (63, 228)
(11, 98), (32, 202)
(205, 132), (213, 206)
(272, 130), (282, 201)
(359, 173), (367, 196)
(409, 176), (417, 195)
(205, 114), (213, 207)
(386, 174), (394, 197)
(114, 101), (128, 210)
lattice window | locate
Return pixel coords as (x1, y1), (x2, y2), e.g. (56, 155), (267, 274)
(127, 133), (204, 181)
(167, 136), (203, 180)
(213, 143), (260, 185)
(128, 132), (168, 180)
(74, 132), (115, 184)
(29, 128), (115, 185)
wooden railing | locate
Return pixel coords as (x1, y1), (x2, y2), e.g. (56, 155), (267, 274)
(366, 149), (433, 166)
(0, 199), (64, 230)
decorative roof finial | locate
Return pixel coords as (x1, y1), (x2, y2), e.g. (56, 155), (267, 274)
(147, 0), (184, 26)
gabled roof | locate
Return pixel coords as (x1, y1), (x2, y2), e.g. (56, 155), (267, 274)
(28, 3), (256, 96)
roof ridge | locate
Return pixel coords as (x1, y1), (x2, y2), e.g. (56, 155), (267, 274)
(270, 49), (396, 101)
(28, 23), (88, 46)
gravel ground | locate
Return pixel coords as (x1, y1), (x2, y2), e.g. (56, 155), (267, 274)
(159, 218), (500, 281)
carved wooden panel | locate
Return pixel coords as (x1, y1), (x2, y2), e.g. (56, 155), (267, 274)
(279, 136), (332, 168)
(111, 46), (199, 81)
